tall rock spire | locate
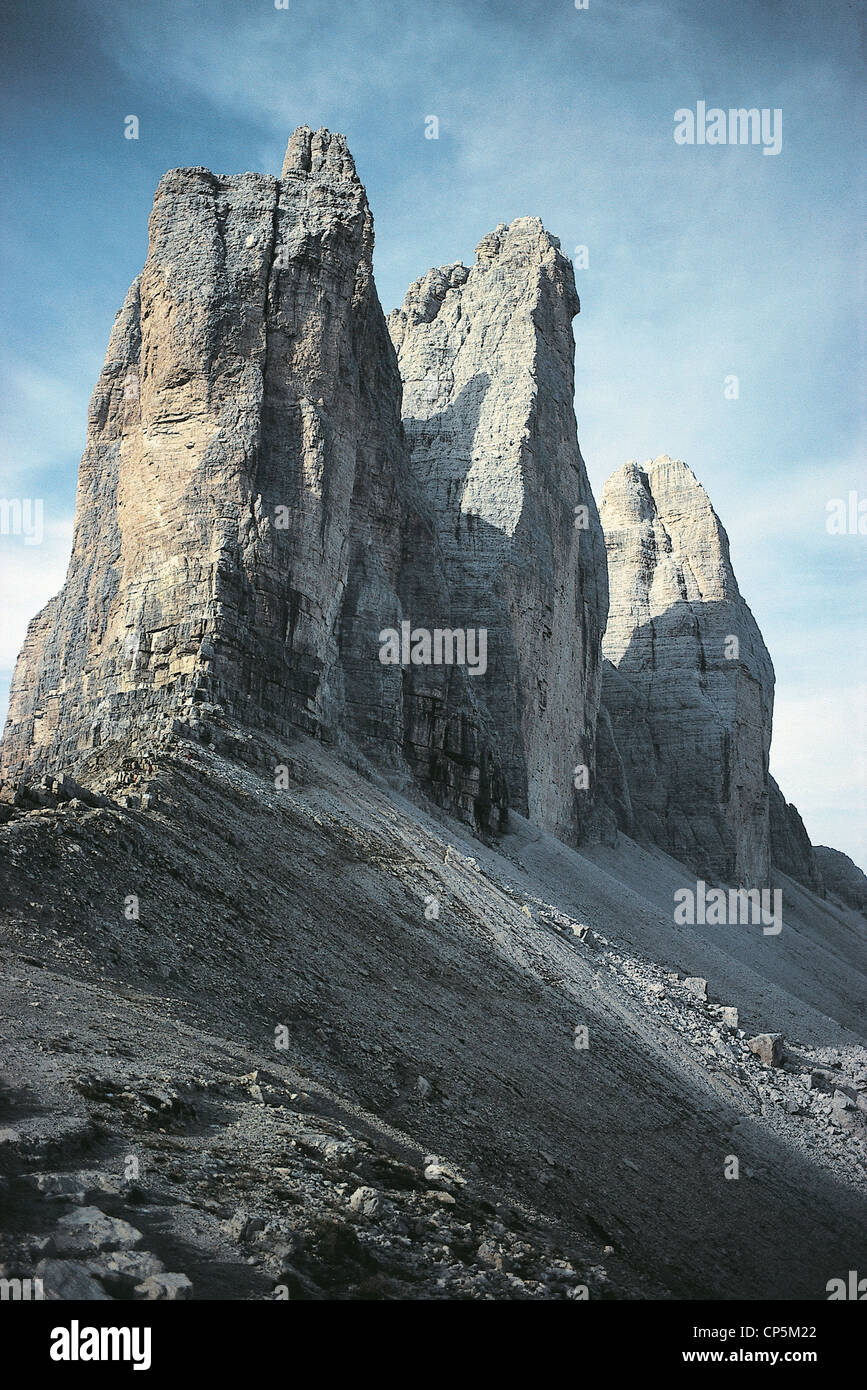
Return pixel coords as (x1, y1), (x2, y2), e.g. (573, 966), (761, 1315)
(3, 136), (366, 769)
(599, 454), (774, 885)
(0, 129), (507, 829)
(388, 218), (609, 844)
(281, 124), (359, 181)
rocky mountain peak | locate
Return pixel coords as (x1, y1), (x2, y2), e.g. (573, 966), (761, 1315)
(281, 124), (359, 182)
(388, 214), (607, 844)
(1, 110), (862, 1317)
(0, 132), (844, 891)
(601, 455), (743, 623)
(599, 453), (774, 885)
(391, 216), (579, 337)
(0, 128), (507, 830)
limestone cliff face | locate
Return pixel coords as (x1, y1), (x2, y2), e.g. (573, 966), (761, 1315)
(6, 130), (828, 880)
(599, 456), (774, 886)
(388, 219), (609, 844)
(1, 128), (505, 829)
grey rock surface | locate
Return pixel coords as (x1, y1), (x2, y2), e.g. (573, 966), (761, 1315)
(134, 1272), (193, 1300)
(1, 127), (505, 833)
(814, 846), (867, 913)
(599, 455), (774, 885)
(388, 219), (608, 845)
(769, 776), (824, 893)
(53, 1206), (144, 1255)
(37, 1258), (112, 1301)
(0, 125), (863, 1306)
(0, 733), (863, 1300)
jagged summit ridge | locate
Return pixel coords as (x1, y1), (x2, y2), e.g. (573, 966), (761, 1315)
(394, 217), (577, 338)
(281, 124), (359, 181)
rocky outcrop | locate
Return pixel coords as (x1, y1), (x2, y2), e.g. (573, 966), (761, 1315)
(599, 456), (774, 885)
(2, 127), (846, 879)
(1, 128), (506, 830)
(814, 846), (867, 913)
(768, 776), (824, 894)
(388, 219), (608, 844)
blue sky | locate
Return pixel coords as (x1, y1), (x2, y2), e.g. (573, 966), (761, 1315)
(1, 0), (864, 867)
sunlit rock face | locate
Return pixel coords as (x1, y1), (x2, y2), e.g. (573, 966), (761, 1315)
(1, 127), (507, 831)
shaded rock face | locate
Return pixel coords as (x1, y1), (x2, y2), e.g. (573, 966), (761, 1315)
(388, 219), (609, 844)
(768, 777), (824, 894)
(814, 846), (867, 914)
(1, 127), (506, 830)
(599, 456), (774, 886)
(594, 661), (635, 838)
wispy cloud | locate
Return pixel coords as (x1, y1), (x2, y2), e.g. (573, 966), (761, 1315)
(0, 363), (90, 489)
(0, 514), (73, 670)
